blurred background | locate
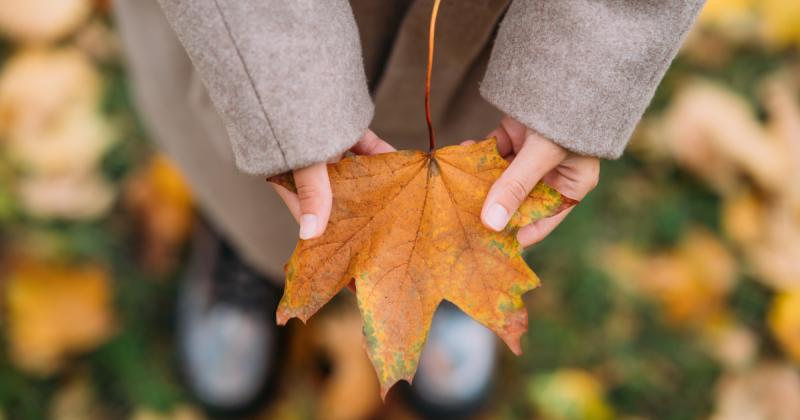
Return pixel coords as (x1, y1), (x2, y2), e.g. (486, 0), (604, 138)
(0, 0), (798, 419)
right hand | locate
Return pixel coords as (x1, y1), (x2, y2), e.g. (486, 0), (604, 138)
(479, 117), (598, 247)
(269, 129), (394, 240)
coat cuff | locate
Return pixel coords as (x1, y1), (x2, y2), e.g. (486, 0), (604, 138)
(480, 0), (705, 159)
(158, 0), (374, 177)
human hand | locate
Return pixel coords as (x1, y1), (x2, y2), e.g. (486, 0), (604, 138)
(270, 129), (395, 240)
(479, 116), (599, 247)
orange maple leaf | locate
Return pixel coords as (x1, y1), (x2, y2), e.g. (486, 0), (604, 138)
(270, 138), (576, 396)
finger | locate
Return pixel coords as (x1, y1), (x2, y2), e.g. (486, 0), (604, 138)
(350, 129), (396, 155)
(460, 140), (477, 146)
(270, 182), (301, 222)
(481, 132), (566, 232)
(293, 162), (332, 240)
(487, 125), (513, 157)
(517, 156), (599, 245)
(517, 208), (572, 247)
(499, 116), (528, 155)
(542, 156), (600, 200)
(488, 116), (530, 158)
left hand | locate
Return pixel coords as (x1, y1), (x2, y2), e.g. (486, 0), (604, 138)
(478, 116), (600, 247)
(270, 129), (394, 240)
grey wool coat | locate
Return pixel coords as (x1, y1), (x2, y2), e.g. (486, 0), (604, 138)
(114, 0), (705, 277)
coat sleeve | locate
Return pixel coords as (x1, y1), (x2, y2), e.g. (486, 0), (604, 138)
(156, 0), (374, 175)
(480, 0), (706, 159)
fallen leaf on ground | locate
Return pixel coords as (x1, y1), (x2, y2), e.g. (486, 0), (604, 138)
(0, 0), (91, 44)
(270, 138), (576, 396)
(124, 155), (194, 274)
(660, 80), (788, 195)
(761, 74), (800, 208)
(602, 228), (736, 328)
(312, 304), (381, 420)
(695, 0), (758, 43)
(528, 369), (614, 420)
(0, 48), (101, 140)
(745, 204), (800, 290)
(130, 406), (204, 420)
(701, 319), (758, 370)
(722, 190), (764, 245)
(19, 171), (115, 220)
(0, 48), (113, 176)
(50, 374), (99, 420)
(723, 189), (800, 292)
(4, 258), (115, 375)
(711, 363), (800, 420)
(760, 0), (800, 49)
(768, 291), (800, 362)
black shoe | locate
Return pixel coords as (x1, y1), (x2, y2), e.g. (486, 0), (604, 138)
(177, 221), (283, 415)
(407, 302), (497, 418)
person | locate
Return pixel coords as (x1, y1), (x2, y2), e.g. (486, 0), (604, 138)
(113, 0), (706, 414)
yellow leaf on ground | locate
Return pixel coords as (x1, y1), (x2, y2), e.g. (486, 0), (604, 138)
(768, 291), (800, 361)
(697, 0), (758, 43)
(602, 228), (736, 328)
(130, 406), (204, 420)
(4, 258), (115, 375)
(760, 0), (800, 48)
(313, 304), (381, 420)
(528, 369), (614, 420)
(722, 190), (764, 245)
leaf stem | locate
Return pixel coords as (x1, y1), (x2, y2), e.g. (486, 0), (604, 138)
(426, 0), (441, 152)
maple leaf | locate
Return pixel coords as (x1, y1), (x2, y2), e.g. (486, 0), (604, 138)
(269, 138), (576, 396)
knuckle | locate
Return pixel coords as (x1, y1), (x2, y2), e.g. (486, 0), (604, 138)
(296, 183), (325, 208)
(587, 161), (600, 190)
(364, 137), (379, 155)
(504, 177), (530, 204)
(586, 174), (599, 190)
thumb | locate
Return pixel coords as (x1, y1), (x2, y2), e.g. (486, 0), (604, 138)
(481, 131), (566, 231)
(293, 162), (332, 240)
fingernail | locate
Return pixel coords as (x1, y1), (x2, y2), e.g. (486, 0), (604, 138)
(299, 214), (318, 239)
(484, 203), (509, 232)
